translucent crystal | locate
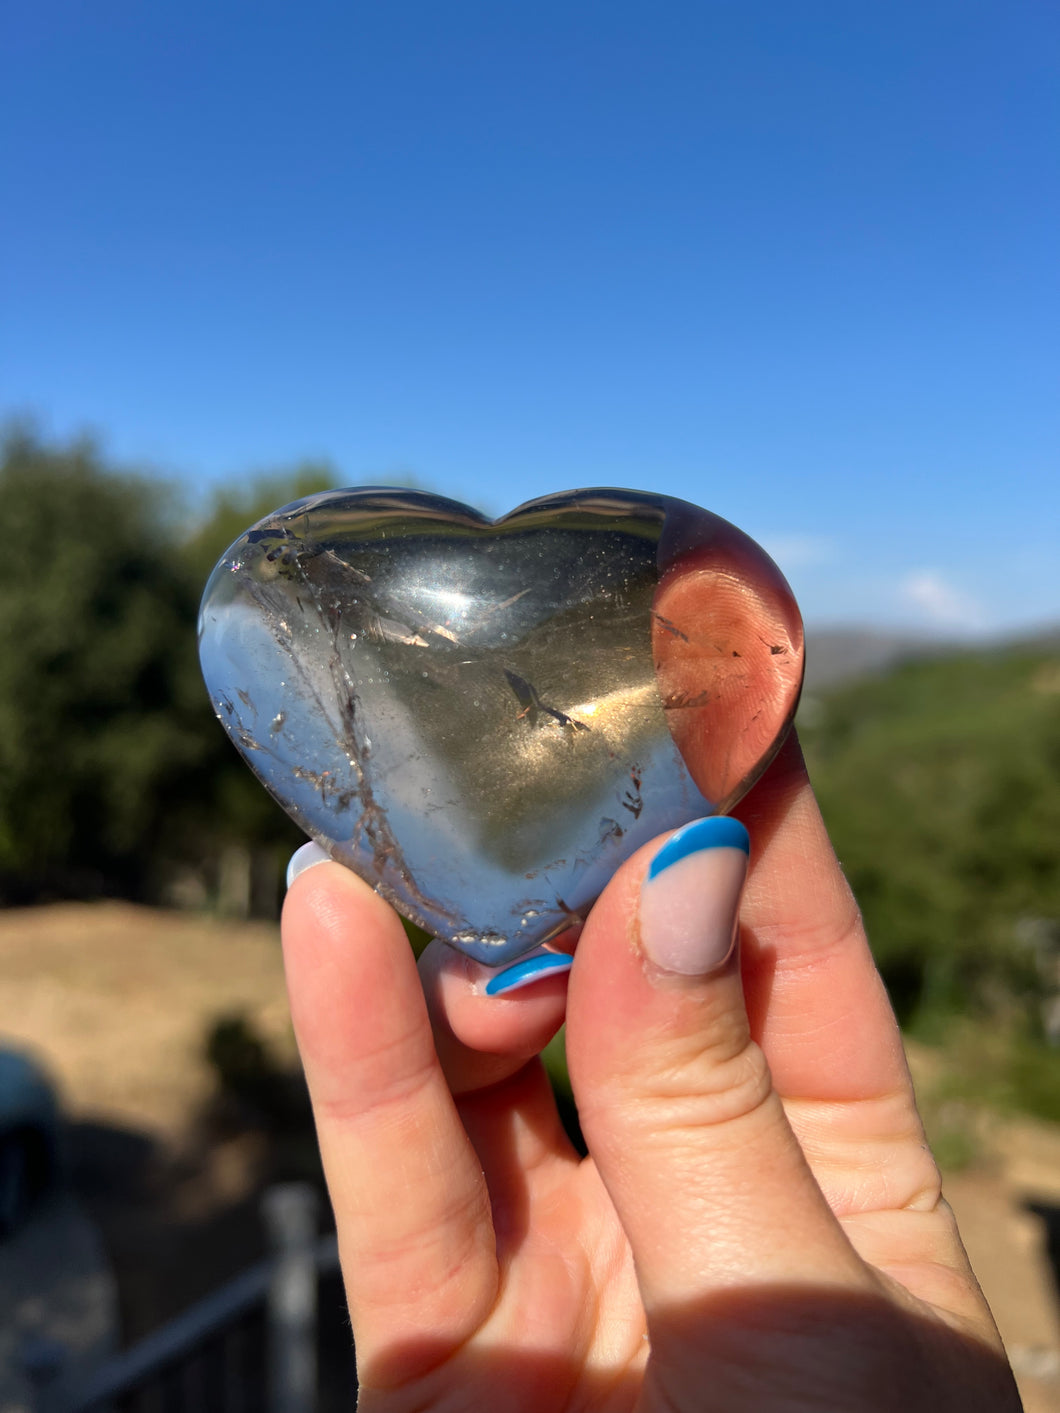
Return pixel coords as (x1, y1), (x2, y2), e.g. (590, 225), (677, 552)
(198, 488), (802, 964)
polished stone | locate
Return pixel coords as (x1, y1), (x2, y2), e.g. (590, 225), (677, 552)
(198, 488), (803, 964)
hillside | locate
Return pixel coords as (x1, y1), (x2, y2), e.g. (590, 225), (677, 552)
(803, 623), (1060, 692)
(800, 638), (1060, 1047)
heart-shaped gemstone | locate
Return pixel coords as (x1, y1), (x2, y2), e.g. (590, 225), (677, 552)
(198, 488), (803, 964)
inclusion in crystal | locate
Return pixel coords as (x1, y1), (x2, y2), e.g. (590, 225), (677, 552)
(198, 488), (802, 964)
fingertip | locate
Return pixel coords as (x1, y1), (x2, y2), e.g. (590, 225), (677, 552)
(280, 856), (422, 1067)
(565, 818), (864, 1308)
(282, 850), (403, 943)
(640, 817), (750, 977)
(484, 950), (574, 996)
(286, 839), (331, 888)
(420, 940), (570, 1093)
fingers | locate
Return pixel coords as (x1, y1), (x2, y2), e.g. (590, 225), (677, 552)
(733, 731), (912, 1106)
(729, 734), (952, 1243)
(651, 546), (938, 1216)
(727, 739), (1000, 1328)
(418, 938), (571, 1097)
(566, 816), (875, 1315)
(416, 940), (580, 1232)
(280, 860), (498, 1379)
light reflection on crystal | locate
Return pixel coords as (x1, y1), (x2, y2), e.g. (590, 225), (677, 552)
(198, 487), (803, 964)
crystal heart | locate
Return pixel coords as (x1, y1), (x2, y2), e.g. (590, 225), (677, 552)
(198, 488), (803, 964)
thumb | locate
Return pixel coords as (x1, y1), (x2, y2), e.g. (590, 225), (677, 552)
(565, 816), (870, 1313)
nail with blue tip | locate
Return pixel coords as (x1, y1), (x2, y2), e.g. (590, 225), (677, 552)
(485, 949), (574, 996)
(640, 816), (750, 976)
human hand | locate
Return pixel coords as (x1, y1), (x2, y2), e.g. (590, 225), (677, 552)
(280, 545), (1019, 1412)
(281, 722), (1019, 1412)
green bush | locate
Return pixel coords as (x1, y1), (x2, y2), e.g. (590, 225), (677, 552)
(800, 645), (1060, 1034)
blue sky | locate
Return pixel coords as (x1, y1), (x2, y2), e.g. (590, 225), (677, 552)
(3, 1), (1057, 633)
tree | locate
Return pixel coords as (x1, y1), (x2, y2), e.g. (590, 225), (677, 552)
(0, 427), (349, 903)
(0, 425), (205, 897)
(800, 644), (1060, 1029)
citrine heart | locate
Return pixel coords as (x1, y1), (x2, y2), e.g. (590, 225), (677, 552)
(198, 488), (803, 964)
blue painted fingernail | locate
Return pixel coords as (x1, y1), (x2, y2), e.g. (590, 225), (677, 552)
(485, 952), (574, 996)
(641, 816), (750, 975)
(647, 815), (749, 879)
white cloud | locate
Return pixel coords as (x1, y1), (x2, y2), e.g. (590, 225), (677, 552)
(899, 570), (987, 631)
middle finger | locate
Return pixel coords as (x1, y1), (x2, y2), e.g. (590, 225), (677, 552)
(419, 937), (574, 1097)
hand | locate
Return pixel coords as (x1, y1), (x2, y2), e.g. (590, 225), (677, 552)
(281, 727), (1019, 1412)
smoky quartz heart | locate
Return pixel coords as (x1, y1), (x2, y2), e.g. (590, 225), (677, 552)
(198, 488), (803, 964)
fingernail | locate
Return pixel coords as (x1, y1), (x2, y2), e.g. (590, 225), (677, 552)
(286, 841), (331, 888)
(485, 950), (574, 996)
(639, 817), (750, 976)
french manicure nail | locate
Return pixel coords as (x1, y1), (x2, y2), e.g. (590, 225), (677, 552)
(286, 841), (331, 889)
(639, 817), (750, 976)
(485, 951), (574, 996)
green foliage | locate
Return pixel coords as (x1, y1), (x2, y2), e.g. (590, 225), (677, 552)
(204, 1011), (313, 1137)
(0, 425), (207, 893)
(908, 1015), (1060, 1171)
(205, 1013), (276, 1101)
(800, 646), (1060, 1031)
(2, 412), (1057, 1119)
(0, 425), (343, 900)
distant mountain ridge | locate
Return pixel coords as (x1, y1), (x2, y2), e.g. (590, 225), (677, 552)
(802, 624), (1060, 693)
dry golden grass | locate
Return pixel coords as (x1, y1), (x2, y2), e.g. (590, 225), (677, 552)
(3, 903), (1060, 1407)
(0, 901), (296, 1140)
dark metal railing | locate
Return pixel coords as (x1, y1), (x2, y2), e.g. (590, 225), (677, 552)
(46, 1184), (351, 1413)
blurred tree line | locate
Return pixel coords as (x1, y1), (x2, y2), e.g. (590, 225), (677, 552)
(1, 423), (1057, 1058)
(0, 423), (335, 911)
(799, 645), (1060, 1039)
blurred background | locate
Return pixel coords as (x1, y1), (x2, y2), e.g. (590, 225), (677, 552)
(0, 1), (1057, 1408)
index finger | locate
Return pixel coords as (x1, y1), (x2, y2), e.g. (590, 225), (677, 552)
(652, 551), (910, 1108)
(281, 862), (499, 1381)
(733, 729), (910, 1105)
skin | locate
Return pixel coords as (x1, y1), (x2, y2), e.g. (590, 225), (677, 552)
(280, 724), (1021, 1411)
